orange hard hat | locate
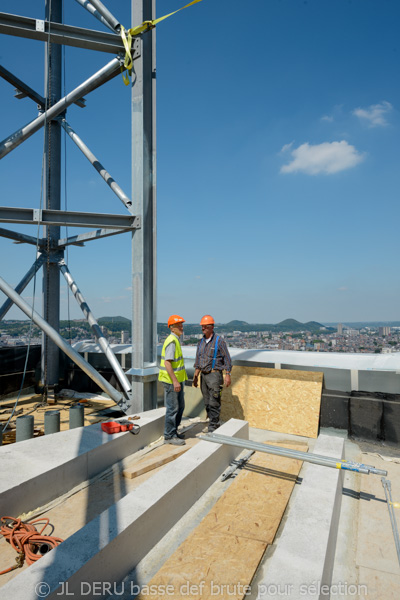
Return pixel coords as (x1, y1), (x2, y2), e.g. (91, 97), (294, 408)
(167, 315), (185, 328)
(200, 315), (215, 326)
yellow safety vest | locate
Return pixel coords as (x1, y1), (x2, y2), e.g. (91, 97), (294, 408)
(158, 334), (187, 384)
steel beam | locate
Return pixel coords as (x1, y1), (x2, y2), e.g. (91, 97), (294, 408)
(0, 254), (46, 321)
(58, 228), (128, 247)
(0, 56), (127, 160)
(0, 207), (139, 229)
(74, 0), (115, 32)
(59, 260), (132, 397)
(0, 12), (126, 54)
(61, 120), (133, 211)
(131, 0), (157, 412)
(0, 64), (45, 108)
(0, 275), (124, 404)
(0, 63), (85, 109)
(0, 227), (43, 246)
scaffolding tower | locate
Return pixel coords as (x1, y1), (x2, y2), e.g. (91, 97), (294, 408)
(0, 0), (157, 413)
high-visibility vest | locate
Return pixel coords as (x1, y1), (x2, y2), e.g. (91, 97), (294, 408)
(158, 334), (187, 384)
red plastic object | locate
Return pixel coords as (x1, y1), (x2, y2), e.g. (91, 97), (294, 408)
(101, 421), (133, 434)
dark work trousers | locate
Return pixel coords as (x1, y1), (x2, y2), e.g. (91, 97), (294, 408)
(163, 382), (185, 439)
(200, 371), (224, 431)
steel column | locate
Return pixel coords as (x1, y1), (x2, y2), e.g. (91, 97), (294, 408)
(41, 0), (62, 389)
(59, 260), (132, 397)
(0, 275), (124, 404)
(131, 0), (157, 412)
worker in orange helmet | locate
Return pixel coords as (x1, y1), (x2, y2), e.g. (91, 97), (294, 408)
(193, 315), (232, 433)
(158, 315), (188, 445)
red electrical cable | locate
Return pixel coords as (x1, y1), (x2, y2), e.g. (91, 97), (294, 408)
(0, 516), (63, 575)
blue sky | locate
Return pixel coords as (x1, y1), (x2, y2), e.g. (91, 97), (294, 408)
(0, 0), (399, 325)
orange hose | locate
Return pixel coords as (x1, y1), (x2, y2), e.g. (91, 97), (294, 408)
(0, 516), (63, 575)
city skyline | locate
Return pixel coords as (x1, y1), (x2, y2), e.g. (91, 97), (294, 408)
(0, 1), (399, 325)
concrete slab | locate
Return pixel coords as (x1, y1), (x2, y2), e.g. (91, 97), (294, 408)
(358, 566), (400, 600)
(0, 408), (165, 516)
(0, 418), (248, 600)
(256, 433), (345, 600)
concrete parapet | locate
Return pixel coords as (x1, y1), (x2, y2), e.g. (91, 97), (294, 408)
(0, 418), (248, 600)
(0, 408), (165, 517)
(256, 433), (344, 600)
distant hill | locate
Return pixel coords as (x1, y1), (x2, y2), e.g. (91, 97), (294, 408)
(226, 320), (250, 327)
(98, 316), (130, 324)
(0, 317), (335, 336)
(276, 318), (302, 328)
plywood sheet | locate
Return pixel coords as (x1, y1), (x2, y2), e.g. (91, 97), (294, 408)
(122, 438), (198, 479)
(221, 366), (323, 438)
(137, 442), (306, 600)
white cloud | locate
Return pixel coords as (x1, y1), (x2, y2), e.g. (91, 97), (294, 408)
(280, 140), (365, 175)
(280, 142), (294, 153)
(321, 115), (334, 123)
(352, 101), (393, 127)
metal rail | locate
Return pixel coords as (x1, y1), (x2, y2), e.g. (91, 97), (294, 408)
(200, 433), (388, 476)
(381, 478), (400, 565)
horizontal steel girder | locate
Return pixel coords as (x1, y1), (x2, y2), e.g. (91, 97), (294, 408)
(0, 207), (141, 229)
(0, 63), (85, 109)
(0, 226), (43, 246)
(58, 228), (128, 247)
(0, 12), (139, 54)
(0, 64), (45, 108)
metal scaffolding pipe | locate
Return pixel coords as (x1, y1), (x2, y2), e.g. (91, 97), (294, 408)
(84, 0), (121, 31)
(0, 274), (124, 404)
(0, 57), (122, 160)
(200, 433), (388, 476)
(0, 253), (45, 321)
(59, 260), (132, 397)
(61, 120), (132, 210)
(74, 0), (116, 32)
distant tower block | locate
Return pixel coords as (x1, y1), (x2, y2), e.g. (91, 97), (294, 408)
(379, 326), (390, 336)
(121, 330), (128, 343)
(337, 323), (343, 335)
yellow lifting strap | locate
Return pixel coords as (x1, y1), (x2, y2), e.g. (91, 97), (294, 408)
(120, 0), (203, 85)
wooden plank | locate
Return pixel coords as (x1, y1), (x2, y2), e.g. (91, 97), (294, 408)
(138, 442), (306, 600)
(221, 366), (323, 438)
(122, 438), (199, 479)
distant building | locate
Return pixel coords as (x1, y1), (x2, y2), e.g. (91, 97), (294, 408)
(121, 331), (129, 343)
(337, 323), (343, 335)
(379, 327), (390, 336)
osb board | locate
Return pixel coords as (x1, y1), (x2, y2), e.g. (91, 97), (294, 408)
(122, 438), (199, 479)
(137, 442), (306, 600)
(221, 366), (323, 438)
